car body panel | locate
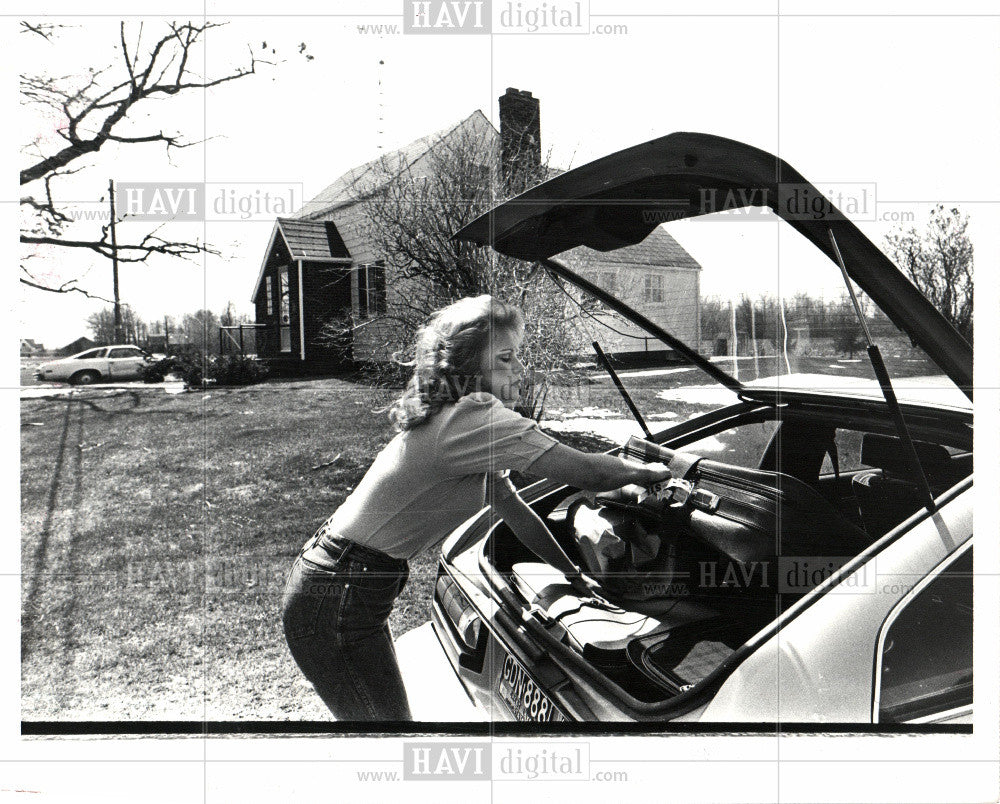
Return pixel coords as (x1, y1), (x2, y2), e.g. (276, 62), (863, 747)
(106, 346), (149, 379)
(453, 132), (972, 397)
(700, 483), (972, 722)
(739, 374), (972, 413)
(394, 621), (489, 722)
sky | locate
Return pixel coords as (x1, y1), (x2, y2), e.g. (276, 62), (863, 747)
(11, 8), (1000, 350)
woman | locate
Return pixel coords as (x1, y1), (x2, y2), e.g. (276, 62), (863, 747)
(281, 295), (670, 721)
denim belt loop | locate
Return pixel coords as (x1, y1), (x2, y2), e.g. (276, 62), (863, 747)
(299, 520), (331, 559)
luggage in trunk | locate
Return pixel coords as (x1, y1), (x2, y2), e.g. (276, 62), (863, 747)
(620, 436), (871, 592)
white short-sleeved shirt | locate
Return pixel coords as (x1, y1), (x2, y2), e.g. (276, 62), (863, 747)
(323, 392), (559, 560)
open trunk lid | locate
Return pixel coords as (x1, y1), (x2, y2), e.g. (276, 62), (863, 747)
(453, 132), (972, 399)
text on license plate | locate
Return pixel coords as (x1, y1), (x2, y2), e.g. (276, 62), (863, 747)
(496, 652), (565, 722)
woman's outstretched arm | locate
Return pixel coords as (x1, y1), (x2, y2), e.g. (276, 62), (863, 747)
(526, 443), (670, 492)
(488, 474), (580, 578)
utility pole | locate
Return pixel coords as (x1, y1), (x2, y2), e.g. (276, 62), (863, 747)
(108, 179), (124, 344)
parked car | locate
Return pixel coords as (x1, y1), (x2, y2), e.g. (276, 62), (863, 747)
(396, 132), (973, 725)
(34, 345), (153, 385)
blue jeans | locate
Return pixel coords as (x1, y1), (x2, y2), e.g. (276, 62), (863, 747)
(281, 529), (412, 721)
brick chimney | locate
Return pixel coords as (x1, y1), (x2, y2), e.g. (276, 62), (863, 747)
(498, 87), (541, 189)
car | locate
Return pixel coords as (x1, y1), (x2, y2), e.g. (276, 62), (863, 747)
(398, 132), (974, 725)
(34, 345), (153, 385)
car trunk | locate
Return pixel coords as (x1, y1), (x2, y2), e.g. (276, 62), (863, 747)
(483, 478), (762, 703)
(481, 405), (973, 704)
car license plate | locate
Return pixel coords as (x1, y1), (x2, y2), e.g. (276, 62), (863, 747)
(495, 652), (566, 722)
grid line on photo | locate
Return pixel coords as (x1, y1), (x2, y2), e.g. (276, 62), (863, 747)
(202, 2), (210, 798)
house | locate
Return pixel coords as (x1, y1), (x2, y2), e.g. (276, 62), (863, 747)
(250, 217), (355, 372)
(558, 227), (701, 360)
(252, 89), (701, 373)
(57, 336), (97, 356)
(20, 339), (46, 357)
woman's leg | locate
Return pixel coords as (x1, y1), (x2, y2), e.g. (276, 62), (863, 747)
(282, 554), (412, 721)
(330, 621), (413, 721)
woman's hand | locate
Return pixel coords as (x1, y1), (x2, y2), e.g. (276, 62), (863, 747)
(642, 461), (672, 487)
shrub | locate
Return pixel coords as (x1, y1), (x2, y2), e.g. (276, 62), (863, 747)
(175, 355), (205, 387)
(140, 354), (204, 387)
(206, 354), (270, 386)
(141, 358), (173, 383)
(141, 353), (269, 388)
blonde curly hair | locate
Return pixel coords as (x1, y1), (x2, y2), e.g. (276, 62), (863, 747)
(389, 295), (524, 431)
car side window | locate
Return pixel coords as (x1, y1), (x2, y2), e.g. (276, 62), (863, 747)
(820, 428), (865, 474)
(75, 348), (105, 359)
(875, 545), (973, 723)
(108, 347), (141, 358)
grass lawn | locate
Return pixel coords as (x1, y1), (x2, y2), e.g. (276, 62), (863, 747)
(21, 373), (693, 721)
(21, 378), (411, 720)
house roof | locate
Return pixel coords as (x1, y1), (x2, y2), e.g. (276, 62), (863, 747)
(276, 218), (351, 260)
(251, 218), (353, 302)
(561, 225), (701, 271)
(60, 336), (95, 351)
(295, 110), (495, 219)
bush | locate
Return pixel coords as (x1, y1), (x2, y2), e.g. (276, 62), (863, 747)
(351, 359), (410, 390)
(175, 355), (205, 387)
(141, 358), (173, 383)
(141, 353), (269, 388)
(207, 354), (270, 386)
(139, 354), (203, 387)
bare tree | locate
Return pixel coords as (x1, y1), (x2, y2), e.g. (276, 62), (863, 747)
(19, 21), (282, 297)
(86, 305), (145, 345)
(884, 205), (973, 342)
(182, 309), (222, 356)
(321, 120), (601, 392)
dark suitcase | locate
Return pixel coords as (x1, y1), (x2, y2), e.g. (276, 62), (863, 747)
(620, 436), (870, 598)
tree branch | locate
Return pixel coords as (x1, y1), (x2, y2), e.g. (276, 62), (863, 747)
(20, 268), (113, 303)
(21, 21), (259, 186)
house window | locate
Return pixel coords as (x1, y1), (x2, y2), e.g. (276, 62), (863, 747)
(644, 274), (664, 304)
(357, 262), (387, 318)
(266, 278), (274, 316)
(278, 266), (291, 353)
